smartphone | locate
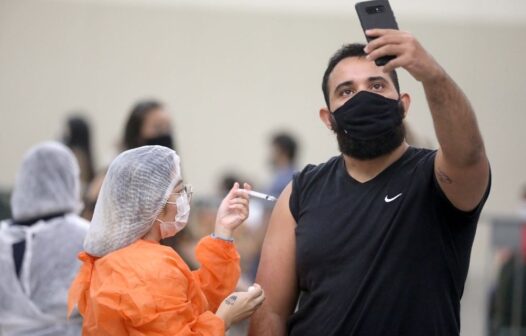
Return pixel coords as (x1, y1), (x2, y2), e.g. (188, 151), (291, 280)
(355, 0), (399, 66)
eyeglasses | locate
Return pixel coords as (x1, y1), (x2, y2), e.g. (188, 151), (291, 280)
(167, 184), (193, 204)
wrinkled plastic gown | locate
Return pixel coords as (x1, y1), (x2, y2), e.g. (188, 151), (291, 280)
(0, 215), (88, 336)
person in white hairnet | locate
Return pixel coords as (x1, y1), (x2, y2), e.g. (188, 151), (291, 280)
(0, 141), (89, 335)
(68, 145), (265, 336)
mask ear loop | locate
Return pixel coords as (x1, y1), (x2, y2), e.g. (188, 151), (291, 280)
(328, 113), (343, 133)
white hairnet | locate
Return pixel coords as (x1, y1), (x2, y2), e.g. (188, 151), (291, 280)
(11, 141), (81, 221)
(84, 145), (181, 257)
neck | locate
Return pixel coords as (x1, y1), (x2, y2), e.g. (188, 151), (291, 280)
(142, 221), (162, 242)
(274, 158), (292, 170)
(342, 142), (409, 183)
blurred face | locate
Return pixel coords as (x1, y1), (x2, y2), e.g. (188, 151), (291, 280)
(328, 57), (400, 112)
(269, 144), (286, 169)
(140, 108), (172, 140)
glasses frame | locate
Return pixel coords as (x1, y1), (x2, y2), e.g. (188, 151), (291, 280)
(166, 183), (193, 205)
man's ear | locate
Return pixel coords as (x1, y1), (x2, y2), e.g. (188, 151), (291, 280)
(400, 93), (411, 119)
(319, 107), (334, 131)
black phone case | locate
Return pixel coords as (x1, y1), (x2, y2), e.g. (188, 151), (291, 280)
(355, 0), (399, 66)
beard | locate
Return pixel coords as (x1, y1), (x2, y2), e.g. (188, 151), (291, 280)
(330, 116), (405, 160)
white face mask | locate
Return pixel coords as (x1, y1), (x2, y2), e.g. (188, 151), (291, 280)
(158, 187), (192, 239)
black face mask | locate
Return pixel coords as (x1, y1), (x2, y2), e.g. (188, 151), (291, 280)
(144, 134), (174, 149)
(332, 90), (403, 141)
(331, 91), (405, 160)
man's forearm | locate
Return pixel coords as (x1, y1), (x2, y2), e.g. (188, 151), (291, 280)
(423, 70), (486, 166)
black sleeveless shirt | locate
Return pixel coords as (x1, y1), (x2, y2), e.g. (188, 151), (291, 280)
(288, 147), (490, 336)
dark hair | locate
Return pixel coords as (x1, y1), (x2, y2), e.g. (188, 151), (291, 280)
(123, 100), (163, 150)
(64, 115), (95, 182)
(322, 43), (400, 108)
(272, 133), (298, 163)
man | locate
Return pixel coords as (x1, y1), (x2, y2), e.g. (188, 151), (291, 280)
(249, 29), (490, 336)
(268, 132), (299, 198)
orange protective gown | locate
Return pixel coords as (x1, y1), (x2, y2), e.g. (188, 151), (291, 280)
(68, 236), (240, 336)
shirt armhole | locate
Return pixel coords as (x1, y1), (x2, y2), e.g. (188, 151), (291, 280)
(289, 174), (301, 223)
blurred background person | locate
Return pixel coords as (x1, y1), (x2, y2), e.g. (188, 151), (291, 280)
(82, 98), (178, 221)
(122, 99), (176, 151)
(62, 114), (96, 191)
(0, 141), (89, 336)
(267, 132), (299, 198)
(518, 184), (526, 220)
(0, 190), (11, 221)
(487, 186), (526, 336)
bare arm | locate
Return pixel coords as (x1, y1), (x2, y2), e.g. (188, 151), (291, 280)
(248, 183), (299, 336)
(423, 73), (489, 211)
(365, 29), (489, 211)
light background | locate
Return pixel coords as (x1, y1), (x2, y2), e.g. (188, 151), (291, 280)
(0, 1), (525, 334)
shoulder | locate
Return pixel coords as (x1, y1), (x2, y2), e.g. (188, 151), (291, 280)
(293, 156), (341, 190)
(402, 147), (437, 167)
(289, 156), (340, 220)
(0, 219), (11, 232)
(393, 147), (438, 181)
(64, 214), (90, 232)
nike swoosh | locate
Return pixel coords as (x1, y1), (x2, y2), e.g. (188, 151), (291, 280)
(384, 193), (403, 203)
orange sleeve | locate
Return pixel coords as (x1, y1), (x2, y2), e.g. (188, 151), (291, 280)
(68, 252), (95, 319)
(88, 261), (225, 336)
(192, 236), (241, 312)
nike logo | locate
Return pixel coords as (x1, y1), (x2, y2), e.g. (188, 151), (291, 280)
(384, 193), (403, 203)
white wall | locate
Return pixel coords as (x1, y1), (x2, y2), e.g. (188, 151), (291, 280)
(0, 0), (525, 215)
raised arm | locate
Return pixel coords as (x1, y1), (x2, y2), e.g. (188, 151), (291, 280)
(365, 29), (490, 211)
(193, 182), (250, 311)
(249, 183), (299, 336)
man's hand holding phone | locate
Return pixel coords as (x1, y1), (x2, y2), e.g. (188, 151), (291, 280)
(363, 29), (446, 84)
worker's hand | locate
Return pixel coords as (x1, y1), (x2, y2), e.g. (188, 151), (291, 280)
(216, 284), (265, 330)
(363, 29), (445, 84)
(215, 182), (251, 239)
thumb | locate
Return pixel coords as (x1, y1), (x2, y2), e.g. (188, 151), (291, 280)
(247, 284), (263, 299)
